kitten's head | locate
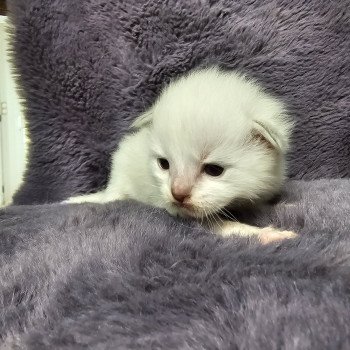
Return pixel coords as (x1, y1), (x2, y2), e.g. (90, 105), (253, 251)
(134, 68), (293, 218)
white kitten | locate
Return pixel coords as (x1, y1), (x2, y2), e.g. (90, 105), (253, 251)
(65, 67), (296, 244)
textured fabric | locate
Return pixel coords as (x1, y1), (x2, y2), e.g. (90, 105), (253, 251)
(8, 0), (350, 204)
(1, 180), (350, 349)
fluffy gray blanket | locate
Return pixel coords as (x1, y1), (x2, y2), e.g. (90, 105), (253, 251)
(2, 0), (350, 348)
(2, 180), (350, 348)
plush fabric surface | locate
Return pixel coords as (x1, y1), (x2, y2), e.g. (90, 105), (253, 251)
(2, 0), (350, 348)
(8, 0), (350, 204)
(1, 180), (350, 349)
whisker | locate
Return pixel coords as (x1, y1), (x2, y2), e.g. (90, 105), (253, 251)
(203, 207), (211, 231)
(219, 207), (238, 222)
(210, 211), (221, 230)
(214, 211), (225, 225)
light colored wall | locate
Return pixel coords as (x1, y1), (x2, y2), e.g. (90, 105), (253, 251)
(0, 15), (28, 206)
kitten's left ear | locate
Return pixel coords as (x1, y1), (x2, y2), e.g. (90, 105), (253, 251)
(130, 109), (153, 129)
(252, 121), (283, 151)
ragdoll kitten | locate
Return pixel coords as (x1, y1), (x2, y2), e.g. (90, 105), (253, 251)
(65, 67), (297, 244)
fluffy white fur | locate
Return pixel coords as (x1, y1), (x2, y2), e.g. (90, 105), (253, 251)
(66, 68), (296, 242)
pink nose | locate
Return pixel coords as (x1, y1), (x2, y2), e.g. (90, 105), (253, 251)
(171, 182), (191, 203)
(171, 190), (189, 203)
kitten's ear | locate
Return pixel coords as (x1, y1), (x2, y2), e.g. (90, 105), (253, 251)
(252, 121), (282, 151)
(130, 109), (153, 129)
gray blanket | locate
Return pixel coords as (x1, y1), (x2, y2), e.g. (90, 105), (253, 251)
(2, 0), (350, 348)
(2, 180), (350, 348)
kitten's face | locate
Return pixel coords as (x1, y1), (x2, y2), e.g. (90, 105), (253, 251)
(148, 103), (283, 219)
(136, 68), (290, 219)
(150, 127), (280, 219)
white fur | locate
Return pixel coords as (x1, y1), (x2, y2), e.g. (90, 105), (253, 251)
(66, 68), (294, 241)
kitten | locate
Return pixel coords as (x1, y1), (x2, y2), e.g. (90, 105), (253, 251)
(65, 67), (297, 244)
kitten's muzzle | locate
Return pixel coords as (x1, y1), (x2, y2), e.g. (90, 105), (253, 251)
(171, 193), (195, 213)
(171, 191), (190, 204)
(173, 200), (193, 210)
(171, 181), (192, 204)
(172, 201), (197, 218)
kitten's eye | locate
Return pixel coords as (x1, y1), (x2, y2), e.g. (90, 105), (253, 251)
(157, 158), (170, 170)
(203, 164), (224, 177)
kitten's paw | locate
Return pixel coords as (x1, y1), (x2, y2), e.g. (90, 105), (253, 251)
(257, 227), (298, 245)
(62, 192), (107, 204)
(62, 197), (85, 204)
(214, 221), (297, 244)
(217, 221), (257, 237)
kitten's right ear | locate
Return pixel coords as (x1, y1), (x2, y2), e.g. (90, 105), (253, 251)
(251, 121), (282, 152)
(130, 109), (153, 130)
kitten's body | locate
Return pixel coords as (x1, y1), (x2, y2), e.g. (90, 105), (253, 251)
(66, 68), (296, 243)
(76, 128), (159, 206)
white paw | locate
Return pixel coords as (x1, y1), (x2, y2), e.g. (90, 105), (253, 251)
(216, 221), (298, 244)
(62, 193), (103, 204)
(257, 226), (297, 244)
(62, 196), (88, 204)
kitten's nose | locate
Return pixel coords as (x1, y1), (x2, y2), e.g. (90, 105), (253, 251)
(171, 182), (191, 203)
(171, 191), (188, 203)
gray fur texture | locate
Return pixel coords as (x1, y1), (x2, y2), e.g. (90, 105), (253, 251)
(1, 180), (350, 349)
(2, 0), (350, 348)
(7, 0), (350, 204)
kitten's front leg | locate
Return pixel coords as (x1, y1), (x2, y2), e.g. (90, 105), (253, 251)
(212, 221), (297, 244)
(63, 191), (118, 204)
